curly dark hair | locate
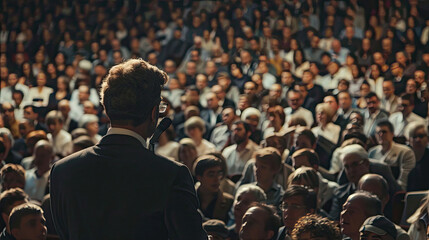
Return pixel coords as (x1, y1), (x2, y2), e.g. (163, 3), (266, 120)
(291, 214), (341, 240)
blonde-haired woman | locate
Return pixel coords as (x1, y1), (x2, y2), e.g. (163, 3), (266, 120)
(311, 103), (341, 145)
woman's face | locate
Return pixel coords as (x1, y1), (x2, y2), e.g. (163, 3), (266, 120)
(55, 53), (65, 65)
(290, 39), (298, 50)
(23, 63), (30, 75)
(36, 73), (47, 86)
(371, 65), (380, 78)
(360, 84), (370, 95)
(47, 64), (56, 74)
(57, 78), (66, 90)
(317, 110), (328, 126)
(294, 51), (303, 64)
(351, 65), (359, 78)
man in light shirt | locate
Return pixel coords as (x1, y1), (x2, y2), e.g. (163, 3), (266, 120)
(389, 93), (426, 137)
(284, 89), (314, 127)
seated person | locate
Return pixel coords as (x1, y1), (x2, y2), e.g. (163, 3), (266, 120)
(72, 135), (95, 153)
(0, 164), (26, 192)
(290, 148), (339, 212)
(177, 138), (198, 172)
(368, 120), (416, 190)
(291, 214), (341, 240)
(407, 192), (429, 240)
(357, 174), (410, 240)
(228, 185), (267, 240)
(9, 203), (47, 240)
(24, 140), (53, 202)
(277, 185), (317, 240)
(0, 188), (29, 239)
(237, 133), (295, 189)
(184, 116), (216, 155)
(240, 203), (281, 240)
(340, 191), (383, 240)
(248, 147), (284, 209)
(332, 144), (401, 220)
(193, 155), (233, 223)
(45, 110), (72, 158)
(360, 215), (397, 240)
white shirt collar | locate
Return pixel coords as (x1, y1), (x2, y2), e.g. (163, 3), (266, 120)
(106, 127), (148, 148)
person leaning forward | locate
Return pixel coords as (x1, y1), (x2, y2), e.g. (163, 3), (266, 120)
(50, 59), (207, 240)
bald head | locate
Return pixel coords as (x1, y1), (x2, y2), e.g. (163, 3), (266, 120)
(358, 174), (389, 209)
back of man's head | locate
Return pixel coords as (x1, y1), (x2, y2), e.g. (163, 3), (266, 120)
(100, 59), (167, 126)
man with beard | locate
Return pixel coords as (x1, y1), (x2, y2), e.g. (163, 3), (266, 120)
(222, 121), (258, 176)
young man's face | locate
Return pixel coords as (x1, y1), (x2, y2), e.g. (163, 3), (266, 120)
(197, 166), (222, 194)
(12, 213), (47, 240)
(254, 159), (276, 184)
(232, 123), (248, 145)
(282, 195), (309, 230)
(375, 126), (393, 146)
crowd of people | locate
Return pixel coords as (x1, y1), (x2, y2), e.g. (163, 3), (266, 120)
(1, 0), (429, 239)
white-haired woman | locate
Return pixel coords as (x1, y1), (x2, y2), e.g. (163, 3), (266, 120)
(311, 103), (341, 145)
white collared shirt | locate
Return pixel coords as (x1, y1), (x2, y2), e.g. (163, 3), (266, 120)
(106, 127), (148, 148)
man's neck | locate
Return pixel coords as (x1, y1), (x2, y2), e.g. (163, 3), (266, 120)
(237, 139), (249, 152)
(381, 141), (393, 154)
(36, 165), (50, 177)
(258, 179), (274, 192)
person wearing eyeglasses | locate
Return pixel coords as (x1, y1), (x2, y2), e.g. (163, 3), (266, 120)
(368, 120), (416, 190)
(277, 185), (317, 240)
(406, 122), (429, 191)
(50, 59), (207, 239)
(388, 93), (426, 137)
(330, 144), (400, 221)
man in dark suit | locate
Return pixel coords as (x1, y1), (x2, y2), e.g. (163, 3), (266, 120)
(329, 144), (400, 220)
(50, 59), (207, 240)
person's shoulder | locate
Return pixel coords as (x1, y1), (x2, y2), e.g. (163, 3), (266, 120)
(222, 144), (236, 155)
(388, 112), (401, 122)
(368, 145), (381, 154)
(222, 191), (234, 202)
(392, 142), (413, 153)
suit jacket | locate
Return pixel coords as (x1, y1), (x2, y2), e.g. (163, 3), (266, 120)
(50, 134), (207, 240)
(368, 143), (416, 190)
(363, 109), (390, 137)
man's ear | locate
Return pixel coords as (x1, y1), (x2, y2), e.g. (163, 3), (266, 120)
(11, 228), (21, 239)
(151, 104), (158, 123)
(266, 230), (275, 240)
